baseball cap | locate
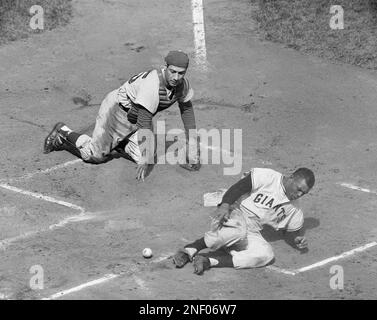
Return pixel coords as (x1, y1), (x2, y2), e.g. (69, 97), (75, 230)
(165, 50), (189, 69)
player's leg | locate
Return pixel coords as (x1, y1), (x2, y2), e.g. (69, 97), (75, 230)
(204, 208), (248, 250)
(74, 89), (134, 163)
(172, 237), (207, 268)
(122, 130), (150, 165)
(192, 250), (234, 275)
(191, 215), (273, 274)
(173, 208), (247, 270)
(191, 232), (273, 275)
(43, 92), (118, 162)
(44, 89), (136, 163)
(191, 218), (247, 275)
(230, 231), (274, 269)
(43, 122), (81, 157)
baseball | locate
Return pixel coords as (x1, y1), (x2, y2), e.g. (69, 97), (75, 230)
(142, 248), (153, 258)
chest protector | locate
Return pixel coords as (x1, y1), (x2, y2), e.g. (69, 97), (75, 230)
(126, 69), (188, 124)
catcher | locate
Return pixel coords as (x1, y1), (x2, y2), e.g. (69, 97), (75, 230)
(43, 50), (200, 181)
(172, 167), (315, 275)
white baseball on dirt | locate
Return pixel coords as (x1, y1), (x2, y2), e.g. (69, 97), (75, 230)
(142, 248), (153, 258)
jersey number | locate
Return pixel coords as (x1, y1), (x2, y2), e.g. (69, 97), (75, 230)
(128, 70), (153, 84)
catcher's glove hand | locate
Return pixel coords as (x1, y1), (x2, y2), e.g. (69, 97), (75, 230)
(179, 162), (201, 171)
(179, 134), (201, 171)
(179, 150), (201, 171)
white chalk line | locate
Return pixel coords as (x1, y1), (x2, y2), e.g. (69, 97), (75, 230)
(43, 253), (172, 300)
(295, 241), (377, 273)
(0, 183), (89, 250)
(265, 265), (297, 276)
(151, 253), (173, 263)
(191, 0), (207, 70)
(202, 189), (377, 275)
(0, 183), (84, 212)
(2, 154), (375, 293)
(38, 241), (377, 299)
(42, 273), (119, 300)
(267, 242), (377, 276)
(1, 159), (156, 298)
(0, 229), (49, 250)
(0, 212), (93, 250)
(44, 273), (154, 300)
(5, 159), (82, 182)
(338, 182), (377, 195)
(48, 212), (94, 230)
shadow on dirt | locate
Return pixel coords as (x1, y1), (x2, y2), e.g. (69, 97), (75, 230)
(71, 96), (100, 110)
(262, 217), (320, 256)
(262, 217), (320, 243)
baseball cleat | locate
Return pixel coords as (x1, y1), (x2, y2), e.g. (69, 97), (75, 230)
(193, 255), (210, 275)
(43, 122), (67, 154)
(172, 249), (192, 268)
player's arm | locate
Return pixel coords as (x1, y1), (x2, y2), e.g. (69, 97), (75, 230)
(135, 105), (156, 181)
(280, 205), (307, 251)
(177, 79), (195, 135)
(178, 100), (201, 171)
(215, 173), (252, 226)
(284, 228), (308, 251)
(178, 100), (196, 134)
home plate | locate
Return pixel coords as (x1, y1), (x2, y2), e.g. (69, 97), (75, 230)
(203, 189), (227, 207)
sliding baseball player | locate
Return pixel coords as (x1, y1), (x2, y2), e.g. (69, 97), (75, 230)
(172, 167), (315, 275)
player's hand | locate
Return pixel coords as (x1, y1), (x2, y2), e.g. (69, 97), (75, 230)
(179, 153), (201, 172)
(212, 204), (231, 229)
(294, 236), (308, 250)
(136, 163), (154, 181)
(180, 135), (201, 171)
(179, 162), (201, 171)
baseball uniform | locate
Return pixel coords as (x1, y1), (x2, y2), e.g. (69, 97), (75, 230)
(204, 168), (304, 269)
(75, 67), (195, 164)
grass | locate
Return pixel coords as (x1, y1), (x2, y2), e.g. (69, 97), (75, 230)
(251, 0), (377, 69)
(0, 0), (73, 45)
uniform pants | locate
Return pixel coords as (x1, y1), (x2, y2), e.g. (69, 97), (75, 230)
(204, 208), (274, 269)
(75, 89), (142, 164)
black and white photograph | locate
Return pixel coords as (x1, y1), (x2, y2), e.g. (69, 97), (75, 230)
(1, 0), (377, 304)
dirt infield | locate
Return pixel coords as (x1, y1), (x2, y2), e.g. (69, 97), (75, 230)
(1, 0), (377, 300)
